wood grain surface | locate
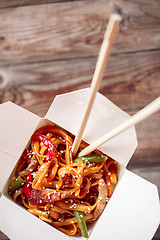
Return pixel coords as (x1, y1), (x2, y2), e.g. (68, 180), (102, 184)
(0, 0), (160, 66)
(0, 0), (160, 239)
(0, 0), (80, 8)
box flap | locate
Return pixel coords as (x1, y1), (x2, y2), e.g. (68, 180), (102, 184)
(46, 88), (137, 166)
(0, 195), (71, 240)
(0, 102), (40, 192)
(89, 169), (160, 240)
(0, 151), (17, 193)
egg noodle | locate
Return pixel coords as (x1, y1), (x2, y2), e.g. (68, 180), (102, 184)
(9, 125), (118, 237)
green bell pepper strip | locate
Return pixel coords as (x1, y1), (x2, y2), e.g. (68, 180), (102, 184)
(73, 210), (89, 238)
(74, 154), (108, 163)
(8, 175), (26, 195)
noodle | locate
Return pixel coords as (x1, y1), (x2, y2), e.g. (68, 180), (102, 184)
(9, 124), (118, 237)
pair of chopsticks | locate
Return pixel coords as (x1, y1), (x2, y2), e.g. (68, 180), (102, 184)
(72, 14), (160, 157)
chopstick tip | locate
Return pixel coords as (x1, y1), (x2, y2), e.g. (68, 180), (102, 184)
(110, 13), (122, 22)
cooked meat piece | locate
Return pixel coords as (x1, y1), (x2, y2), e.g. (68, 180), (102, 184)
(93, 179), (108, 220)
(30, 188), (75, 204)
(17, 155), (38, 176)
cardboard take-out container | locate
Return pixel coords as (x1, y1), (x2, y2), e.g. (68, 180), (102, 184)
(0, 88), (160, 240)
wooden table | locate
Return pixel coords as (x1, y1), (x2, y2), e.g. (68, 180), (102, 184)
(0, 0), (160, 239)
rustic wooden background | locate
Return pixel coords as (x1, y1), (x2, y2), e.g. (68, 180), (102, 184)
(0, 0), (160, 239)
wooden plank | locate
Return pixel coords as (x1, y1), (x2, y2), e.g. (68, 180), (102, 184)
(154, 228), (160, 240)
(101, 50), (160, 168)
(0, 231), (8, 240)
(1, 50), (159, 115)
(0, 50), (160, 168)
(0, 0), (80, 9)
(0, 0), (160, 66)
(129, 112), (160, 168)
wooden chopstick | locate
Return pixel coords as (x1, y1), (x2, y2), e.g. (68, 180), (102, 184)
(72, 14), (122, 156)
(78, 96), (160, 157)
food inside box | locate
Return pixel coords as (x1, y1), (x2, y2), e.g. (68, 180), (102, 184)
(8, 124), (118, 238)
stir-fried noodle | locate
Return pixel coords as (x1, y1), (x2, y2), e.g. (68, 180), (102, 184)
(9, 125), (118, 237)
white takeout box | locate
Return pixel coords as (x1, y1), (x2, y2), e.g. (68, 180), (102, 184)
(0, 88), (160, 240)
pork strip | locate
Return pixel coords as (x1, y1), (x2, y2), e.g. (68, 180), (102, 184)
(93, 179), (108, 220)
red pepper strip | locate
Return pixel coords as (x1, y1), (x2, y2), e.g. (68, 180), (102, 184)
(31, 134), (55, 161)
(24, 174), (44, 206)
